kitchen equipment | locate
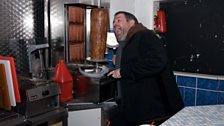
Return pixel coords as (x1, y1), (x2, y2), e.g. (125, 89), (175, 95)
(17, 77), (60, 118)
(73, 75), (116, 103)
(64, 4), (116, 104)
(0, 60), (16, 107)
(28, 41), (49, 79)
(0, 56), (21, 103)
(73, 74), (90, 97)
(79, 57), (109, 78)
(68, 7), (110, 79)
(0, 64), (11, 110)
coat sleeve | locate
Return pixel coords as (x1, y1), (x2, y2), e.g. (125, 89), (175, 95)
(120, 31), (168, 80)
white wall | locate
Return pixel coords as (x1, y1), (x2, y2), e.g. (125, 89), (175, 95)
(109, 0), (135, 30)
(110, 0), (162, 30)
(135, 0), (154, 30)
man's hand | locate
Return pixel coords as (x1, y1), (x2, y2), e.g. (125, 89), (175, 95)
(107, 68), (121, 78)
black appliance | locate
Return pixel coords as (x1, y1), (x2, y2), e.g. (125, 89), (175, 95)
(73, 74), (117, 104)
(17, 77), (60, 118)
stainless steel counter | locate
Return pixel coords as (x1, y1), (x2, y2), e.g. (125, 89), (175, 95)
(161, 105), (224, 126)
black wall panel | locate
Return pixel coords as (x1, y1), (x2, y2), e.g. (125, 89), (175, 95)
(161, 0), (224, 75)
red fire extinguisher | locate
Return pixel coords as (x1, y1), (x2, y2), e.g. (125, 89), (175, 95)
(154, 10), (166, 33)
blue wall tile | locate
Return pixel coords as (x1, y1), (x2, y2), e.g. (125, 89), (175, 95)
(218, 92), (224, 104)
(196, 89), (218, 105)
(197, 78), (219, 90)
(176, 76), (196, 88)
(175, 75), (224, 106)
(178, 87), (184, 99)
(184, 88), (196, 106)
(105, 49), (115, 68)
(219, 80), (224, 91)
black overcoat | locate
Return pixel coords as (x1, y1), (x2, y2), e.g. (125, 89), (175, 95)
(120, 29), (184, 122)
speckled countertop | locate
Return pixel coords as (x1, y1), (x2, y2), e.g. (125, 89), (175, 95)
(161, 105), (224, 126)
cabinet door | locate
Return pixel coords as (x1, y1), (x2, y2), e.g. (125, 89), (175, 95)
(68, 108), (102, 126)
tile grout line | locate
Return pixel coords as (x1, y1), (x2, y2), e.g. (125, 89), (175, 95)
(179, 85), (224, 93)
(195, 78), (198, 106)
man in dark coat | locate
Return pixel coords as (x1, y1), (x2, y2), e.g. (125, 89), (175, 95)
(107, 11), (184, 126)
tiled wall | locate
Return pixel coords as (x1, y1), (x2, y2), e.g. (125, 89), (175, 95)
(175, 72), (224, 106)
(105, 48), (115, 68)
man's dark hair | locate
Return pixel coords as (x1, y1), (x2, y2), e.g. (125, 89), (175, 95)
(114, 11), (138, 23)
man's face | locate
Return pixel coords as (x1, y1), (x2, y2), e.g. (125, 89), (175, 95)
(113, 13), (134, 41)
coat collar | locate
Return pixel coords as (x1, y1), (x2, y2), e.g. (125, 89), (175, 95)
(125, 23), (148, 41)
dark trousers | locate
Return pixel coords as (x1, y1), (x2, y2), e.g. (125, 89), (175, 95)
(109, 105), (169, 126)
(109, 106), (142, 126)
